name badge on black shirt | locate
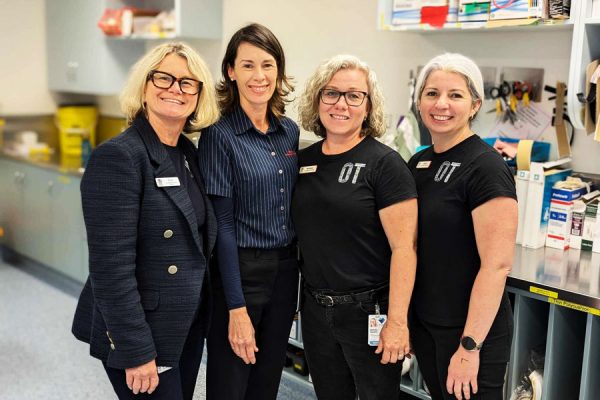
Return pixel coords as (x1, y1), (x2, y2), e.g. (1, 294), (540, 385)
(300, 165), (318, 174)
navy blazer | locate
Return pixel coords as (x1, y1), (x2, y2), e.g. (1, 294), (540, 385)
(72, 115), (217, 369)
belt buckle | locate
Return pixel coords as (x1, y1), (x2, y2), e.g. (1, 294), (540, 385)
(317, 294), (334, 307)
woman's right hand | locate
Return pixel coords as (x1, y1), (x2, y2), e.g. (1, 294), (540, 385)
(228, 307), (259, 364)
(125, 359), (159, 394)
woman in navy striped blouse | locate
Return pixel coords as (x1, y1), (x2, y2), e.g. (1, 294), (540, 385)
(197, 23), (299, 400)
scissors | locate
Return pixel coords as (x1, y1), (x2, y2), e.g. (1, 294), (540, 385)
(488, 81), (517, 124)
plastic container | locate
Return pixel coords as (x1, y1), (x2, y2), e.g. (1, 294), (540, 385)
(55, 106), (97, 156)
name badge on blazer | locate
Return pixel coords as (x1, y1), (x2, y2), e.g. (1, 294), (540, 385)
(155, 177), (181, 187)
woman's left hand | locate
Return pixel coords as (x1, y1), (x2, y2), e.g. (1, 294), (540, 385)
(374, 320), (410, 364)
(446, 346), (480, 400)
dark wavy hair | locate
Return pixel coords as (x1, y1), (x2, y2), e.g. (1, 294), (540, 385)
(217, 23), (294, 118)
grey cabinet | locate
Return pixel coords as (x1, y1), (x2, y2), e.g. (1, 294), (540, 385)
(0, 157), (87, 282)
(46, 0), (145, 94)
(45, 0), (222, 94)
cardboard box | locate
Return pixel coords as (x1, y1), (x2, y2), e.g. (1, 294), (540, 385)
(521, 162), (572, 249)
(545, 179), (588, 250)
(570, 190), (600, 249)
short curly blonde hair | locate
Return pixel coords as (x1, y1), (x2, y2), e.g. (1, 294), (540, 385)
(120, 42), (220, 132)
(298, 55), (386, 138)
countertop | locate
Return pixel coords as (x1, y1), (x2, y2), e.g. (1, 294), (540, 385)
(509, 245), (600, 313)
(1, 149), (84, 178)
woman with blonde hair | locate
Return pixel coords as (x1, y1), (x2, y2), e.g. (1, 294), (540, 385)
(292, 54), (418, 400)
(72, 42), (219, 400)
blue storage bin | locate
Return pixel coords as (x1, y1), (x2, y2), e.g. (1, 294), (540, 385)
(482, 137), (551, 166)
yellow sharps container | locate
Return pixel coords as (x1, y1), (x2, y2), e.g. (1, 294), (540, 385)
(56, 106), (98, 156)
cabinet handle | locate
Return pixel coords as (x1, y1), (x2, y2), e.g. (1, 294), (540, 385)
(47, 180), (54, 193)
(13, 171), (24, 184)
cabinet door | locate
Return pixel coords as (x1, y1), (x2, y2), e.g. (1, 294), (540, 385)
(45, 0), (144, 94)
(0, 159), (23, 249)
(48, 174), (87, 283)
(10, 163), (54, 265)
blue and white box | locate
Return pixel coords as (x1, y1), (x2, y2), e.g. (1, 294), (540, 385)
(545, 179), (589, 250)
(392, 0), (421, 25)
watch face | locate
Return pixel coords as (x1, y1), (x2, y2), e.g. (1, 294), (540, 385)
(461, 336), (477, 351)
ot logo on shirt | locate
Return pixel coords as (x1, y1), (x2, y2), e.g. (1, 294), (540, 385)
(434, 161), (461, 183)
(338, 162), (366, 184)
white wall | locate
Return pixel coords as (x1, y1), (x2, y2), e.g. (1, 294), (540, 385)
(219, 0), (599, 173)
(1, 0), (599, 172)
(0, 0), (56, 115)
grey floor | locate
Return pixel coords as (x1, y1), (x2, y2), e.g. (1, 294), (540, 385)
(0, 257), (316, 400)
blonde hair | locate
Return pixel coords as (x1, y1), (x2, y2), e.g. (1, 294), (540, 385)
(120, 42), (220, 132)
(298, 55), (386, 138)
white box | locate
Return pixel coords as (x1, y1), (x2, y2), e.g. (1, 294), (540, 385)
(515, 170), (530, 245)
(570, 190), (600, 249)
(392, 0), (421, 24)
(582, 199), (600, 251)
(521, 162), (572, 249)
(447, 0), (460, 22)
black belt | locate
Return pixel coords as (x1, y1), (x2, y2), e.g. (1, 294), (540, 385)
(306, 283), (389, 307)
(238, 242), (297, 259)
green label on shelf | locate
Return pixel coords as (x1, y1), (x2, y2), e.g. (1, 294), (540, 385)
(549, 298), (600, 316)
(529, 286), (558, 298)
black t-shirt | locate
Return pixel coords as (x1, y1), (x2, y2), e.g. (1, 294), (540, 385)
(165, 143), (206, 230)
(292, 136), (417, 292)
(407, 135), (517, 326)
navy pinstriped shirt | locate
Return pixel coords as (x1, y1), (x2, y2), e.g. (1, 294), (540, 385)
(197, 105), (299, 248)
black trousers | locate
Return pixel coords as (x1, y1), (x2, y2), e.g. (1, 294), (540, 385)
(410, 299), (514, 400)
(206, 246), (299, 400)
(301, 287), (402, 400)
(102, 312), (206, 400)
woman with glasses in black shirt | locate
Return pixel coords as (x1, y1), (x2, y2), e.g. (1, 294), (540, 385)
(293, 54), (418, 400)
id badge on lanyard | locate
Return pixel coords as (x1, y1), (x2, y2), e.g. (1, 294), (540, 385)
(367, 303), (387, 346)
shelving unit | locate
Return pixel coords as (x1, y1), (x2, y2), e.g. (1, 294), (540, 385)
(45, 0), (222, 94)
(377, 0), (572, 32)
(284, 245), (599, 400)
(104, 0), (221, 39)
(377, 0), (600, 134)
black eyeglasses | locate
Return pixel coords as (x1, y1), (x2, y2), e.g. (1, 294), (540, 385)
(319, 89), (369, 107)
(148, 70), (203, 95)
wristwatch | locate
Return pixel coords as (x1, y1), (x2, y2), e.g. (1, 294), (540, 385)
(460, 335), (483, 351)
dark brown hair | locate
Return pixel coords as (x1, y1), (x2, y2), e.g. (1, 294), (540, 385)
(217, 23), (294, 118)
